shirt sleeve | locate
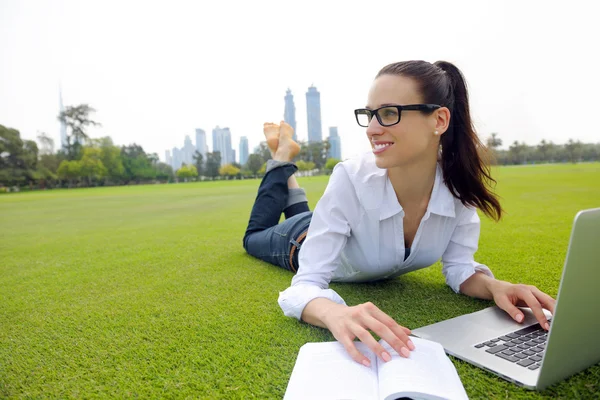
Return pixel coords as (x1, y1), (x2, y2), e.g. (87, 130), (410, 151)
(278, 164), (358, 320)
(441, 206), (494, 293)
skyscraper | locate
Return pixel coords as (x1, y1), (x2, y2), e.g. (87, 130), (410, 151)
(182, 135), (195, 165)
(306, 85), (323, 143)
(59, 85), (67, 148)
(165, 150), (172, 166)
(212, 126), (234, 166)
(284, 89), (297, 141)
(195, 129), (207, 158)
(239, 136), (249, 166)
(171, 147), (182, 170)
(328, 127), (342, 160)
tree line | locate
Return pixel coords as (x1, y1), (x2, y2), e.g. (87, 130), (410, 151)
(0, 104), (342, 191)
(486, 133), (600, 165)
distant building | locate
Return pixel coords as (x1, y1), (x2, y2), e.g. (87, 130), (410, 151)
(306, 85), (323, 143)
(328, 127), (342, 160)
(239, 136), (249, 166)
(171, 147), (182, 170)
(182, 135), (195, 165)
(284, 89), (297, 141)
(165, 150), (172, 166)
(195, 129), (207, 159)
(212, 126), (234, 166)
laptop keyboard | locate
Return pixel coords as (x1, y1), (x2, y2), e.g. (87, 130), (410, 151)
(474, 320), (551, 371)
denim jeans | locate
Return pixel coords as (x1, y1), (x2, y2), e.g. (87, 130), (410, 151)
(243, 163), (312, 272)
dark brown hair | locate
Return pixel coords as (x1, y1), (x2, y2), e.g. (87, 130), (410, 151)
(377, 60), (503, 220)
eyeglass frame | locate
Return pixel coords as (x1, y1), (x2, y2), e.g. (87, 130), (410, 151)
(354, 104), (441, 127)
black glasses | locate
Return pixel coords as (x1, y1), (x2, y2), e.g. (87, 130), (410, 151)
(354, 104), (441, 127)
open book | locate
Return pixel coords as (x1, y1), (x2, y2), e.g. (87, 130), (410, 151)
(284, 336), (468, 400)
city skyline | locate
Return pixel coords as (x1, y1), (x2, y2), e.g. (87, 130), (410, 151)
(3, 1), (598, 166)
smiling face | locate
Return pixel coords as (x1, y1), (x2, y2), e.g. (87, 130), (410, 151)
(366, 74), (442, 169)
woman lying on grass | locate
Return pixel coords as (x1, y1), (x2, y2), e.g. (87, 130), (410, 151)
(242, 60), (556, 368)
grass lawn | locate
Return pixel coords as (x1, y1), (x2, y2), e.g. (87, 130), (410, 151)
(1, 163), (599, 399)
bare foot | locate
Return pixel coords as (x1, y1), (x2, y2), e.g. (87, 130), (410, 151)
(263, 122), (280, 158)
(274, 120), (301, 161)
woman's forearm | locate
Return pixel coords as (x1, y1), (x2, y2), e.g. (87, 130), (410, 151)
(459, 271), (498, 300)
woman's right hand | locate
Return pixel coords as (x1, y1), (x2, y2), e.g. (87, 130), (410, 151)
(320, 301), (415, 367)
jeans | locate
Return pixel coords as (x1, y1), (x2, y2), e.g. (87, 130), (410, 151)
(243, 163), (312, 272)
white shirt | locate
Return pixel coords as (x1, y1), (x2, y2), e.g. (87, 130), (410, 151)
(278, 152), (494, 320)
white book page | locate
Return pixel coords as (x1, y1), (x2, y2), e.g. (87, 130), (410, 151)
(284, 341), (379, 400)
(376, 337), (468, 400)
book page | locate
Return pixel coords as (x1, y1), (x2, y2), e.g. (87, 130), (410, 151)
(284, 341), (379, 400)
(376, 337), (468, 400)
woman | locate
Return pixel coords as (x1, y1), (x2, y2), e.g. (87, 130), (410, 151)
(243, 60), (556, 368)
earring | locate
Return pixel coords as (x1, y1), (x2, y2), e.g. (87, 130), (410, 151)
(434, 130), (439, 135)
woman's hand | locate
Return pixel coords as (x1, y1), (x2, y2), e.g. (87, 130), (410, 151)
(320, 301), (414, 367)
(490, 280), (556, 330)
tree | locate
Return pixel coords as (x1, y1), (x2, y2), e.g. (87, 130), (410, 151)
(298, 140), (330, 170)
(57, 160), (82, 188)
(536, 139), (555, 163)
(219, 163), (241, 179)
(155, 162), (174, 181)
(120, 144), (155, 183)
(296, 160), (315, 173)
(193, 151), (204, 177)
(508, 141), (527, 164)
(0, 125), (39, 187)
(176, 164), (198, 181)
(254, 142), (272, 164)
(79, 147), (107, 186)
(92, 137), (125, 184)
(58, 104), (100, 160)
(205, 152), (221, 180)
(564, 139), (582, 163)
(37, 132), (55, 155)
(486, 133), (502, 150)
(324, 158), (341, 173)
(245, 153), (263, 177)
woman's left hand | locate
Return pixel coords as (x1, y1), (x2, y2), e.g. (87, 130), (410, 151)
(490, 280), (556, 330)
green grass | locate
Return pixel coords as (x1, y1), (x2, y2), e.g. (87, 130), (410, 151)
(1, 163), (599, 399)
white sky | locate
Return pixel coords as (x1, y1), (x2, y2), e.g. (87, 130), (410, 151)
(1, 0), (599, 161)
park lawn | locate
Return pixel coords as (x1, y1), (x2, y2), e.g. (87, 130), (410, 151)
(1, 163), (599, 399)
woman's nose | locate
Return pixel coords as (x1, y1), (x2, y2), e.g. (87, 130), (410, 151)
(366, 116), (384, 139)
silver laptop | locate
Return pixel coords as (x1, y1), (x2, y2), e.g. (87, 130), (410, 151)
(412, 208), (600, 390)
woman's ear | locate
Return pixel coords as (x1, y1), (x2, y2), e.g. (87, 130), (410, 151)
(434, 107), (451, 136)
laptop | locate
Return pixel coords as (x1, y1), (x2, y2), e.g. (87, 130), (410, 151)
(412, 208), (600, 390)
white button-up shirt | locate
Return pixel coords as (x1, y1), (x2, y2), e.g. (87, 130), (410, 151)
(278, 152), (494, 320)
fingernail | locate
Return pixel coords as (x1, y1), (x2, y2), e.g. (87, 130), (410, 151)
(400, 347), (410, 358)
(381, 351), (391, 362)
(516, 314), (523, 322)
(407, 340), (415, 350)
(362, 359), (371, 367)
(545, 322), (550, 330)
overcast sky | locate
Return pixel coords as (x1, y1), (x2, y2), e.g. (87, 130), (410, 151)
(1, 0), (598, 162)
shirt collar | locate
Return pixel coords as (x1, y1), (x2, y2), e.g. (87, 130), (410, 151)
(378, 164), (456, 221)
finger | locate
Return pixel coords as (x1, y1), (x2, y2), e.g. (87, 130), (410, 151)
(520, 290), (550, 330)
(362, 315), (412, 358)
(531, 287), (557, 315)
(495, 295), (525, 323)
(366, 307), (414, 350)
(339, 335), (373, 367)
(351, 323), (391, 362)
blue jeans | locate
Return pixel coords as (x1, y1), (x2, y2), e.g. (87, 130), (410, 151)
(243, 163), (312, 272)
